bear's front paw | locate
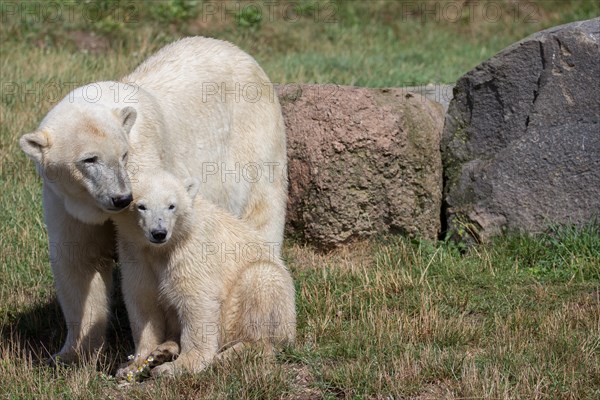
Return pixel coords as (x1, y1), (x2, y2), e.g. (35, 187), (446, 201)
(115, 363), (138, 381)
(115, 355), (154, 382)
(48, 348), (91, 366)
(151, 361), (176, 378)
(47, 352), (74, 367)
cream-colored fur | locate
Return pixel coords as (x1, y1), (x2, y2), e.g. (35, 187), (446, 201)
(19, 37), (287, 363)
(112, 171), (296, 377)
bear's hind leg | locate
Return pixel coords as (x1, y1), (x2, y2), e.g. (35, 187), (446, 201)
(151, 301), (221, 377)
(223, 261), (296, 351)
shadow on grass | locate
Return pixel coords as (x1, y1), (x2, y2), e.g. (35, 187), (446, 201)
(0, 268), (134, 373)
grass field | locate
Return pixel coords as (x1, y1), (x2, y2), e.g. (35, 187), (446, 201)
(1, 1), (599, 399)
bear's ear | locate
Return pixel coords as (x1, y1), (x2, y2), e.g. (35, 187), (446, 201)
(19, 130), (51, 163)
(115, 106), (137, 135)
(183, 177), (200, 201)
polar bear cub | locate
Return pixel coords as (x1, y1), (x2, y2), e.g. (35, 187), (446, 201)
(112, 170), (296, 377)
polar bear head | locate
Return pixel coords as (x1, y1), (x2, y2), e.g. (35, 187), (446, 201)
(19, 86), (137, 224)
(131, 171), (199, 246)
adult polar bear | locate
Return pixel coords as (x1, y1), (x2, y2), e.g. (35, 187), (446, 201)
(19, 37), (288, 364)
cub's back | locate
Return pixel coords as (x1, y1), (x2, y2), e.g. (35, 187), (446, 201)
(177, 197), (282, 278)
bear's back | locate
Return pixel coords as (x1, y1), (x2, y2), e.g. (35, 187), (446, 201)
(121, 37), (269, 95)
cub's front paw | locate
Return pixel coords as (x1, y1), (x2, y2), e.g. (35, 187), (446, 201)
(147, 341), (180, 368)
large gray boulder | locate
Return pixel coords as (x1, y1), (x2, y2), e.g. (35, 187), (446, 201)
(442, 17), (600, 242)
(280, 84), (445, 248)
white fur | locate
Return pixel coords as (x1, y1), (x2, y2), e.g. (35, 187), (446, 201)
(19, 37), (288, 363)
(113, 171), (295, 377)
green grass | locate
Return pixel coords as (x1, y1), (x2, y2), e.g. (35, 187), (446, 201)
(1, 232), (598, 398)
(2, 0), (599, 86)
(1, 0), (599, 398)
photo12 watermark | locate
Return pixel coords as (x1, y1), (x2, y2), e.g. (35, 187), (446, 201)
(0, 1), (139, 24)
(117, 239), (282, 265)
(201, 161), (283, 184)
(200, 1), (338, 24)
(1, 81), (140, 105)
(400, 1), (540, 23)
(2, 80), (344, 106)
(2, 160), (284, 185)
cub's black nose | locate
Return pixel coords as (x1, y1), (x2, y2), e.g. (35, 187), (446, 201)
(112, 194), (133, 209)
(151, 229), (168, 243)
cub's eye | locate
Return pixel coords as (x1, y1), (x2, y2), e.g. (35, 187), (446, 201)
(137, 204), (146, 211)
(82, 156), (98, 164)
(122, 152), (128, 162)
(168, 204), (176, 210)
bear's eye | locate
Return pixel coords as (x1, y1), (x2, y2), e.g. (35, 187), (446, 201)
(122, 152), (128, 162)
(168, 204), (176, 210)
(81, 156), (98, 164)
(137, 204), (146, 211)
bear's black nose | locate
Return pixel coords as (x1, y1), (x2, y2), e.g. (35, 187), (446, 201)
(151, 229), (168, 243)
(112, 194), (133, 209)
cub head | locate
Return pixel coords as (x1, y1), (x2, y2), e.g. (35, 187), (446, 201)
(132, 171), (199, 246)
(19, 86), (137, 224)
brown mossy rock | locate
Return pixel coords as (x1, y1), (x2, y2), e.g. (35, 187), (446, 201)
(279, 84), (444, 248)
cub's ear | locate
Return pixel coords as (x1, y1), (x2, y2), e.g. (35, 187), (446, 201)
(183, 177), (200, 201)
(114, 106), (137, 135)
(19, 130), (51, 163)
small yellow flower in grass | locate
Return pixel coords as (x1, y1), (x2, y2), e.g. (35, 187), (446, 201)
(126, 371), (134, 383)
